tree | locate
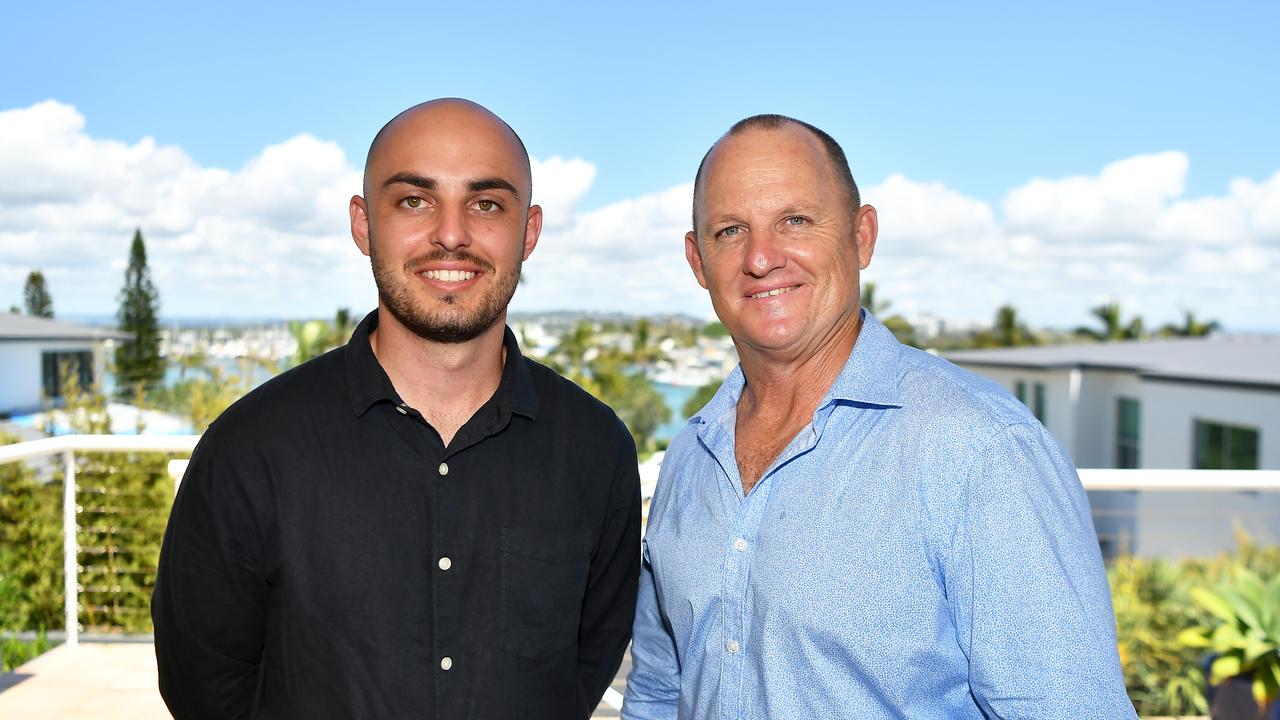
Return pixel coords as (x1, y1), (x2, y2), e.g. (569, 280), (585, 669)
(1077, 302), (1144, 342)
(860, 282), (917, 346)
(115, 229), (164, 394)
(1159, 309), (1220, 338)
(290, 307), (359, 365)
(23, 271), (53, 318)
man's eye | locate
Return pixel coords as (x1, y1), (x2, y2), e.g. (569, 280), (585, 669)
(785, 216), (807, 226)
(718, 226), (741, 238)
(402, 197), (423, 209)
(475, 199), (499, 212)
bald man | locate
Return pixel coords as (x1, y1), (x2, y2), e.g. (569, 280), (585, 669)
(153, 99), (641, 719)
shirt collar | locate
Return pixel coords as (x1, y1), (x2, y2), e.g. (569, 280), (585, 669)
(345, 310), (539, 420)
(692, 309), (904, 425)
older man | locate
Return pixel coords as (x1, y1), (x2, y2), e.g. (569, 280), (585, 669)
(623, 115), (1135, 719)
(153, 99), (640, 719)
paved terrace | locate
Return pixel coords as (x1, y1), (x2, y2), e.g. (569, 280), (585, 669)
(0, 641), (627, 719)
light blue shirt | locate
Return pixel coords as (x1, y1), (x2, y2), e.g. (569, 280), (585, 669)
(623, 312), (1136, 720)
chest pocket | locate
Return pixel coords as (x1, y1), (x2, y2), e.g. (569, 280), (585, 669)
(499, 525), (593, 658)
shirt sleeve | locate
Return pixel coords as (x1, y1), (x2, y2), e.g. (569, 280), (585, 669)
(151, 426), (270, 720)
(620, 538), (680, 720)
(577, 424), (643, 714)
(947, 422), (1137, 719)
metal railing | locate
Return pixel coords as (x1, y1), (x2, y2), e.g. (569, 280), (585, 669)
(0, 434), (199, 648)
(1, 433), (1278, 656)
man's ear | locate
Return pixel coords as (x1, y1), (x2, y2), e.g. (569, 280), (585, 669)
(685, 231), (708, 290)
(522, 204), (543, 261)
(854, 204), (878, 270)
(350, 195), (371, 257)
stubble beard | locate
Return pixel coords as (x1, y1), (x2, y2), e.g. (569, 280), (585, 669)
(370, 239), (521, 344)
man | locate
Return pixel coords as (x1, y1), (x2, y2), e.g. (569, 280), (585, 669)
(623, 115), (1136, 719)
(153, 99), (640, 719)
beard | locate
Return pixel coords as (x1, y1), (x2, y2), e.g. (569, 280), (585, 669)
(370, 240), (522, 344)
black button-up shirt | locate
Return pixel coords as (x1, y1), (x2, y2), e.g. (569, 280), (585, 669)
(153, 311), (641, 719)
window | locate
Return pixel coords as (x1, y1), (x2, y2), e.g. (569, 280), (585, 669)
(41, 351), (94, 399)
(1193, 420), (1259, 470)
(1116, 398), (1140, 468)
(1014, 381), (1027, 403)
(1032, 383), (1046, 423)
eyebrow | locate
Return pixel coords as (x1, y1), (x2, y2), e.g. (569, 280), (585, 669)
(382, 173), (521, 201)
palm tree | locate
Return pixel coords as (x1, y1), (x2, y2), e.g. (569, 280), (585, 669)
(1159, 309), (1220, 337)
(861, 282), (890, 316)
(1077, 302), (1144, 342)
(994, 305), (1037, 347)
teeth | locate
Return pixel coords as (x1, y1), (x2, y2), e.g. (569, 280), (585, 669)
(422, 269), (476, 282)
(750, 286), (796, 299)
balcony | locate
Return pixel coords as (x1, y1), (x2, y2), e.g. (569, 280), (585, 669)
(1, 435), (1277, 718)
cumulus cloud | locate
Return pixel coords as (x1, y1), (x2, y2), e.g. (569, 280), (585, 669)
(0, 99), (1276, 330)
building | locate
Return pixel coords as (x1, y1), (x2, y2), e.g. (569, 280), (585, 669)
(946, 336), (1280, 558)
(0, 314), (131, 416)
(946, 337), (1280, 471)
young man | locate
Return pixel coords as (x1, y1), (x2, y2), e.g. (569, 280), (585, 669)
(153, 99), (640, 719)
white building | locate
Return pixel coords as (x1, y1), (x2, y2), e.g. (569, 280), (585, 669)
(946, 337), (1280, 470)
(0, 314), (130, 416)
(947, 337), (1280, 558)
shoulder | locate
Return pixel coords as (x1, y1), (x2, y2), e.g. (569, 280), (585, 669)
(203, 346), (347, 450)
(522, 357), (634, 446)
(892, 344), (1037, 436)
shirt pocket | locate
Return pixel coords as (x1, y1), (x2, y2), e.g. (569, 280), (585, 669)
(499, 525), (593, 659)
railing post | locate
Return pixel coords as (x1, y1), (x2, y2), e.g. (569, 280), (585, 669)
(62, 449), (78, 648)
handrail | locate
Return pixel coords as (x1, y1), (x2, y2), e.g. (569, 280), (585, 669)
(1078, 468), (1280, 491)
(0, 434), (200, 649)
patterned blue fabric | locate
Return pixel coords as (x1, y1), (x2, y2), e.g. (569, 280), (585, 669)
(623, 312), (1136, 719)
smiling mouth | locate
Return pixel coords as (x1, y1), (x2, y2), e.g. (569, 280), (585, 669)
(419, 269), (477, 282)
(749, 285), (799, 299)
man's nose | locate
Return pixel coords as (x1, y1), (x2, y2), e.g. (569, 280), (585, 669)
(742, 228), (786, 277)
(431, 204), (469, 251)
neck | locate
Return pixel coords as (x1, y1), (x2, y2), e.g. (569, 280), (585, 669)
(369, 306), (508, 424)
(736, 311), (863, 418)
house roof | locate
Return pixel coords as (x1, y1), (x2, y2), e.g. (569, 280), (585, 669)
(0, 313), (132, 342)
(944, 336), (1280, 391)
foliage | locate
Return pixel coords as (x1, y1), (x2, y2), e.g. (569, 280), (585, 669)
(700, 321), (730, 339)
(573, 354), (670, 454)
(23, 270), (54, 318)
(2, 631), (52, 672)
(0, 434), (63, 632)
(151, 356), (271, 432)
(1076, 302), (1144, 342)
(682, 379), (723, 419)
(290, 307), (356, 365)
(1178, 567), (1280, 708)
(1110, 555), (1210, 715)
(1110, 535), (1280, 716)
(970, 305), (1039, 348)
(115, 228), (164, 395)
(860, 282), (917, 346)
(1160, 309), (1221, 338)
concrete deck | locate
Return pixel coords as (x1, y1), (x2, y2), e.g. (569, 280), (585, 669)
(0, 642), (628, 718)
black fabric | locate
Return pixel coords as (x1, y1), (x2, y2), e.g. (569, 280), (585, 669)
(152, 310), (641, 719)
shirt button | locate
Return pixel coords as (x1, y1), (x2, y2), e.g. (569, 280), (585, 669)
(440, 656), (453, 671)
(733, 538), (748, 551)
(395, 405), (408, 415)
(438, 557), (452, 571)
(726, 640), (740, 654)
(438, 462), (449, 476)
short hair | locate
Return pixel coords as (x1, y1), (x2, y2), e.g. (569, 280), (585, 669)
(692, 114), (860, 229)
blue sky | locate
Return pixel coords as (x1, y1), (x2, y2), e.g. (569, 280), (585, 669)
(2, 1), (1278, 329)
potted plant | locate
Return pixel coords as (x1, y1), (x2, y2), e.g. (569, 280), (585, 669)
(1178, 567), (1280, 719)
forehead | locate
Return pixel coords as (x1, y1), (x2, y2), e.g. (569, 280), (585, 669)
(698, 125), (837, 210)
(369, 106), (530, 190)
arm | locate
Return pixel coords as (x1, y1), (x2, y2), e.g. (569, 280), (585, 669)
(620, 541), (680, 720)
(948, 422), (1137, 719)
(577, 425), (643, 712)
(151, 428), (269, 720)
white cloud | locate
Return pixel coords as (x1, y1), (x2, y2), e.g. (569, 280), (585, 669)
(0, 99), (1277, 331)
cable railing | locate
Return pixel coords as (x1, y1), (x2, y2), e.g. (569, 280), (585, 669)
(1, 434), (1278, 656)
